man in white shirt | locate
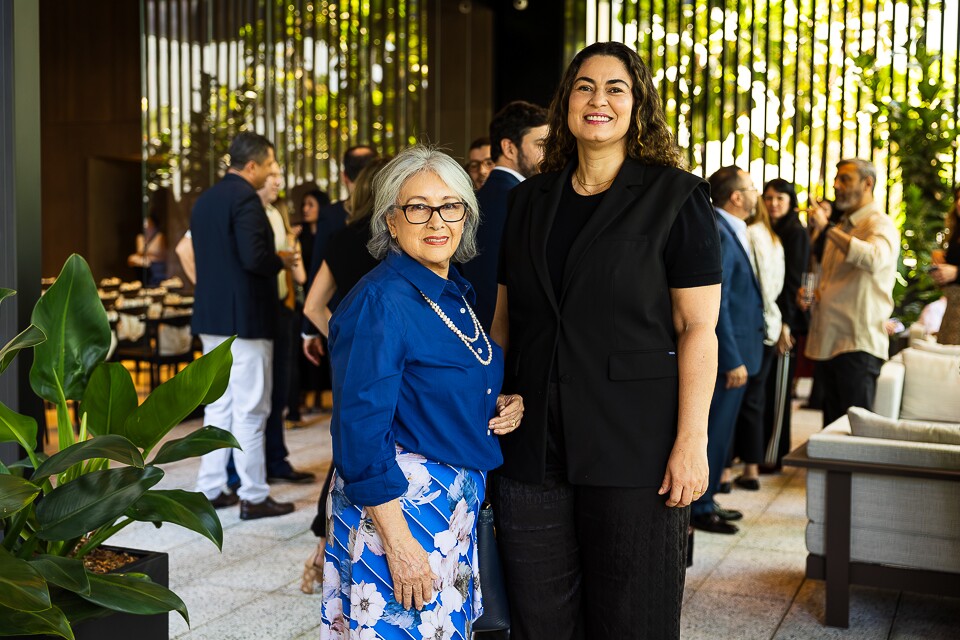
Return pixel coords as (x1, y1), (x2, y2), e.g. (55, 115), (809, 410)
(803, 159), (900, 426)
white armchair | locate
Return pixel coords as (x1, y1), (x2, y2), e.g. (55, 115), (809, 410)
(785, 345), (960, 628)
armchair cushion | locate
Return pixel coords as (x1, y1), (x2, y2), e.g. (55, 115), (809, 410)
(847, 407), (960, 446)
(900, 348), (960, 422)
(872, 359), (904, 419)
(807, 417), (960, 470)
(911, 337), (960, 357)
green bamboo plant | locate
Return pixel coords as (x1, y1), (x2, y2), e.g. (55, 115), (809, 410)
(0, 255), (239, 639)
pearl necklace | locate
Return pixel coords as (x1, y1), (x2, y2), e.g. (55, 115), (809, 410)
(419, 291), (493, 366)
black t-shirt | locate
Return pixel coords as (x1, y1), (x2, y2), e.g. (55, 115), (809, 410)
(325, 216), (380, 310)
(545, 179), (605, 299)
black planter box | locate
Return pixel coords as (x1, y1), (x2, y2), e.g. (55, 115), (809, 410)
(10, 547), (169, 640)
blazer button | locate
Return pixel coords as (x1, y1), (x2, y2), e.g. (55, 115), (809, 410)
(560, 374), (573, 383)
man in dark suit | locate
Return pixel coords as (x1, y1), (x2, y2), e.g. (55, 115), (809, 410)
(191, 131), (295, 521)
(460, 101), (548, 331)
(691, 166), (766, 534)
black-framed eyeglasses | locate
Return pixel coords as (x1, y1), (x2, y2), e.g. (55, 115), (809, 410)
(392, 202), (467, 224)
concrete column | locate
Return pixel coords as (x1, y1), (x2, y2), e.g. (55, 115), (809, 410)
(0, 0), (44, 464)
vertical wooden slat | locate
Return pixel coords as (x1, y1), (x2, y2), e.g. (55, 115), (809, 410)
(791, 0), (800, 185)
(702, 0), (712, 174)
(821, 0), (833, 188)
(806, 0), (817, 201)
(839, 0), (849, 159)
(855, 0), (864, 160)
(954, 0), (960, 185)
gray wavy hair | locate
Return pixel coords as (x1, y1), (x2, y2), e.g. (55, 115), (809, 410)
(367, 145), (481, 263)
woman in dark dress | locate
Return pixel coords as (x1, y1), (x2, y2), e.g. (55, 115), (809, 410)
(290, 188), (331, 418)
(760, 179), (810, 471)
(931, 186), (960, 344)
(490, 42), (722, 639)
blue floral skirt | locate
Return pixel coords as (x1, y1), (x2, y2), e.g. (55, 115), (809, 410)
(320, 448), (486, 640)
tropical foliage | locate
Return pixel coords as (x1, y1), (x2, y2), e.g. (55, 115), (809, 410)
(861, 43), (959, 322)
(0, 255), (239, 639)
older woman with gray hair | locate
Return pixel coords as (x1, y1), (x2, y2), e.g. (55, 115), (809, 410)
(320, 145), (524, 639)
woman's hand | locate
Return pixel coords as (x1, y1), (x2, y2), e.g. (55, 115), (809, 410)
(776, 325), (794, 355)
(366, 500), (437, 610)
(931, 263), (958, 287)
(490, 394), (524, 435)
(383, 535), (436, 610)
(658, 436), (709, 508)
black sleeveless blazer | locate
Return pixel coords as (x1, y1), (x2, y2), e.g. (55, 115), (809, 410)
(498, 158), (710, 487)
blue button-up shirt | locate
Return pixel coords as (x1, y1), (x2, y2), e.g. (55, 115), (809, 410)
(328, 250), (505, 506)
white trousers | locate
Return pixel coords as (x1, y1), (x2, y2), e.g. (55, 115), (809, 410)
(195, 334), (272, 503)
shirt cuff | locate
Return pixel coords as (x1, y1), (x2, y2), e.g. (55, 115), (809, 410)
(844, 235), (874, 270)
(342, 462), (408, 507)
(301, 332), (319, 340)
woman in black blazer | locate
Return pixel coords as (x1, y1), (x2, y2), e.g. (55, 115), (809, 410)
(490, 42), (722, 639)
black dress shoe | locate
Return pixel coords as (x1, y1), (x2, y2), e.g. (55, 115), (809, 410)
(691, 513), (739, 535)
(267, 469), (316, 484)
(734, 476), (761, 491)
(209, 492), (239, 509)
(715, 507), (743, 521)
(240, 496), (295, 520)
(717, 481), (732, 494)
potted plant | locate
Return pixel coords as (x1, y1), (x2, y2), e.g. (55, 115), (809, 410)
(0, 255), (239, 639)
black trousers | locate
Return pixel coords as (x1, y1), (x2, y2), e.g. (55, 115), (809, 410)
(489, 385), (688, 640)
(819, 351), (883, 427)
(731, 344), (776, 465)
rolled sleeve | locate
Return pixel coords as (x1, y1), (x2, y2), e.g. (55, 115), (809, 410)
(844, 225), (897, 274)
(329, 285), (408, 506)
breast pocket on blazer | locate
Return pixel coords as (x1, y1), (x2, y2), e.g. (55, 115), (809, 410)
(608, 349), (679, 381)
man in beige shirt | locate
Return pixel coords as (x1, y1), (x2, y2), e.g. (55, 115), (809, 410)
(803, 159), (900, 426)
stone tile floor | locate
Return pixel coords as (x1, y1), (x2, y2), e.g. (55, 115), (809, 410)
(106, 402), (960, 639)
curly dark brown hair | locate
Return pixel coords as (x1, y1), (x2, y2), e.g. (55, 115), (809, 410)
(541, 42), (684, 173)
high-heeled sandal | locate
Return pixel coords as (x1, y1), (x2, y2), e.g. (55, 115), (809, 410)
(300, 543), (325, 594)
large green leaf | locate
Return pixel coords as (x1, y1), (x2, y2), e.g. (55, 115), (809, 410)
(0, 324), (46, 375)
(0, 401), (38, 451)
(0, 547), (50, 612)
(122, 338), (234, 452)
(0, 603), (74, 640)
(80, 572), (188, 624)
(35, 466), (164, 541)
(0, 288), (13, 305)
(28, 556), (91, 596)
(126, 489), (223, 550)
(149, 426), (240, 465)
(80, 363), (140, 439)
(30, 254), (111, 403)
(32, 435), (145, 483)
(0, 474), (40, 517)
